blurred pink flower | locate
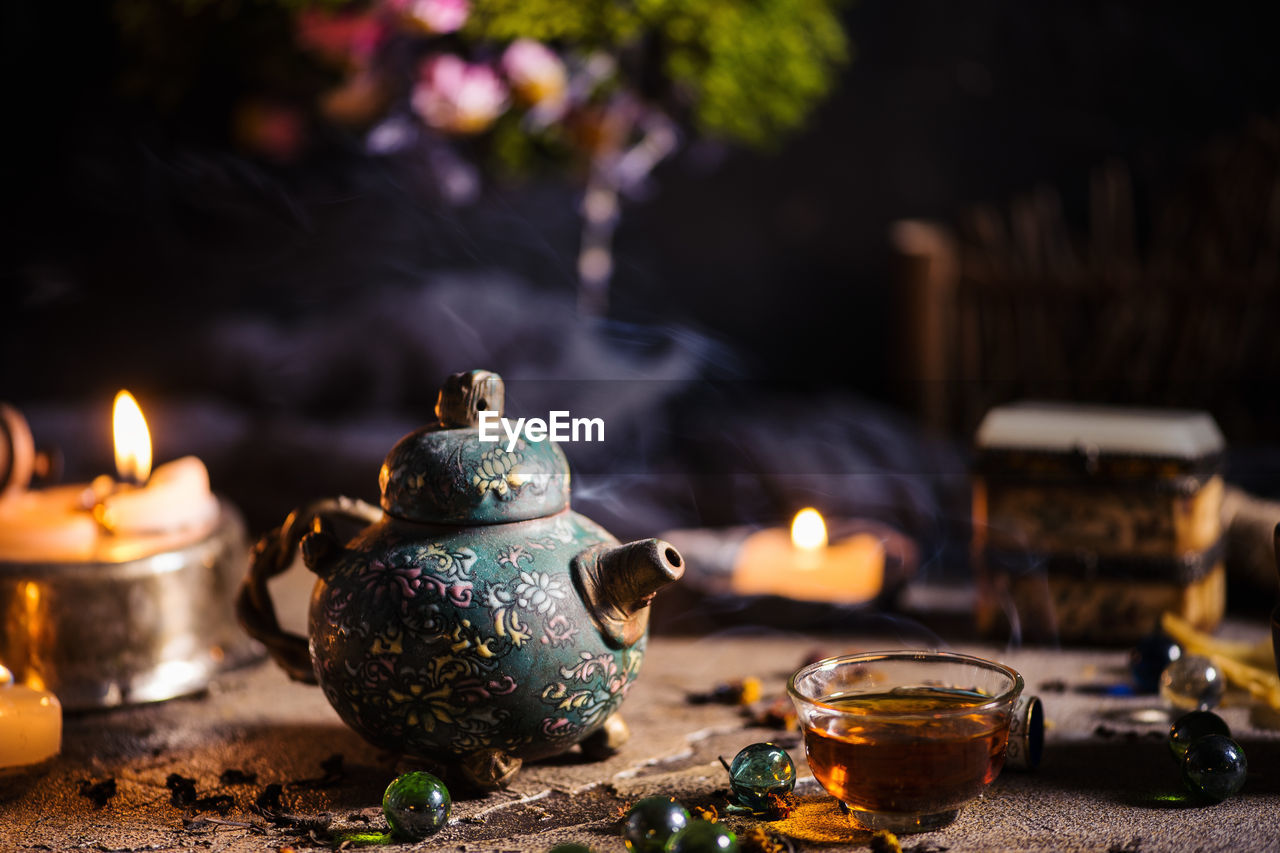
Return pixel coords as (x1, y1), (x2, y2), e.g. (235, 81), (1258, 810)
(296, 10), (384, 67)
(389, 0), (469, 35)
(412, 55), (508, 135)
(502, 39), (568, 107)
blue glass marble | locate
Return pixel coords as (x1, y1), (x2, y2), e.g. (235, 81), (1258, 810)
(1129, 632), (1181, 693)
(1169, 710), (1231, 760)
(1160, 654), (1225, 711)
(624, 797), (690, 853)
(727, 743), (797, 810)
(1182, 734), (1247, 800)
(382, 771), (451, 840)
(665, 820), (738, 853)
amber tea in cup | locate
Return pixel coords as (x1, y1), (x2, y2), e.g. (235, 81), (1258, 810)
(788, 650), (1023, 833)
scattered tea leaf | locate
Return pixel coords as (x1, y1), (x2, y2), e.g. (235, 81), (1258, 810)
(78, 777), (117, 808)
(739, 826), (787, 853)
(688, 678), (763, 706)
(254, 783), (284, 815)
(764, 792), (797, 820)
(193, 794), (236, 814)
(870, 829), (903, 853)
(166, 773), (198, 807)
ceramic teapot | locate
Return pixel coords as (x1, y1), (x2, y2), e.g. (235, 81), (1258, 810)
(238, 370), (684, 788)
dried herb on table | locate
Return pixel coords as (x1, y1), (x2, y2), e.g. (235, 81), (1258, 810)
(746, 695), (798, 730)
(255, 782), (285, 814)
(220, 768), (258, 785)
(192, 793), (236, 814)
(295, 753), (346, 788)
(688, 678), (763, 706)
(739, 826), (792, 853)
(77, 777), (117, 808)
(763, 792), (797, 819)
(870, 829), (903, 853)
(692, 804), (719, 822)
(166, 773), (198, 807)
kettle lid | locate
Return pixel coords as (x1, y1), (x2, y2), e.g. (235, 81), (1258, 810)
(379, 370), (570, 525)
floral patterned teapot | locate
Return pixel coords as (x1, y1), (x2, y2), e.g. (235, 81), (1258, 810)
(238, 370), (684, 788)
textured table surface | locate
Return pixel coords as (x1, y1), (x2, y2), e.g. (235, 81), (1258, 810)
(3, 626), (1280, 853)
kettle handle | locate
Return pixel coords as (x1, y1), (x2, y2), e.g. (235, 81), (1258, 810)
(236, 496), (383, 683)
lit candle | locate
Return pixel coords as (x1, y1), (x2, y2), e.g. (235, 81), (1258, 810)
(0, 391), (220, 562)
(0, 664), (61, 773)
(730, 508), (885, 604)
(0, 396), (250, 712)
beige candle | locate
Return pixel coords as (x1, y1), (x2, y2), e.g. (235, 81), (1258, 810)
(0, 391), (220, 563)
(731, 508), (885, 604)
(0, 665), (61, 772)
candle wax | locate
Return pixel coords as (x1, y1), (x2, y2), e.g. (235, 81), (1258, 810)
(0, 458), (220, 563)
(0, 485), (100, 562)
(731, 528), (885, 604)
(97, 456), (219, 536)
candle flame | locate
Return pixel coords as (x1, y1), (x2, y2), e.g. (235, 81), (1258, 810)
(791, 507), (828, 551)
(113, 390), (152, 485)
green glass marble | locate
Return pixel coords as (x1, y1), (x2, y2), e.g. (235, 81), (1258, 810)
(665, 820), (738, 853)
(727, 743), (796, 810)
(1169, 710), (1231, 760)
(383, 771), (451, 840)
(624, 797), (690, 853)
(1182, 734), (1247, 801)
(547, 845), (594, 853)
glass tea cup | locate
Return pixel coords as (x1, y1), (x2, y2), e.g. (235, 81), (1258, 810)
(788, 650), (1024, 834)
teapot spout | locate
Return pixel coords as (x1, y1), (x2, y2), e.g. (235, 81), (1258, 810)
(574, 538), (684, 648)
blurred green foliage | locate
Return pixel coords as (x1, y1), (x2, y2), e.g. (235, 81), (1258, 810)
(466, 0), (849, 148)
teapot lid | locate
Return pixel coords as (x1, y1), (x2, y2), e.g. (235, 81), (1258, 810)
(379, 370), (571, 525)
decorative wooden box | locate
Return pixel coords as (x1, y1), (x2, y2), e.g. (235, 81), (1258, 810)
(973, 402), (1225, 644)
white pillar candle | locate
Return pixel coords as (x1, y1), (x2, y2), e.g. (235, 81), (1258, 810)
(0, 665), (61, 772)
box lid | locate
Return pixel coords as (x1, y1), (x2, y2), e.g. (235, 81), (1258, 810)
(975, 401), (1224, 488)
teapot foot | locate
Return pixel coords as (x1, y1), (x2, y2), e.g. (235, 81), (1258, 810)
(459, 748), (523, 790)
(580, 713), (630, 761)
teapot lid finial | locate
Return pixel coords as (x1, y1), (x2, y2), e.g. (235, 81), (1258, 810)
(435, 370), (505, 428)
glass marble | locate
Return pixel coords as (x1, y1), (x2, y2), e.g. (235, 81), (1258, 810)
(727, 742), (797, 810)
(624, 796), (690, 853)
(1169, 710), (1231, 760)
(382, 771), (451, 840)
(1182, 734), (1247, 800)
(1159, 655), (1225, 711)
(1129, 632), (1181, 694)
(665, 820), (738, 853)
(548, 845), (594, 853)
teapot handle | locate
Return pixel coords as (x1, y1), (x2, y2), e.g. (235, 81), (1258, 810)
(236, 496), (383, 683)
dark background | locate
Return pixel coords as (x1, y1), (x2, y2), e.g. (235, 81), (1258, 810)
(4, 1), (1280, 548)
